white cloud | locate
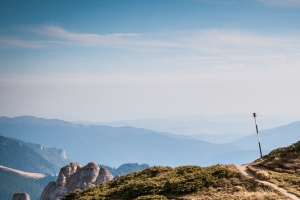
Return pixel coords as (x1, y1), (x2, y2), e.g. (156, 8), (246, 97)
(178, 29), (299, 51)
(4, 26), (300, 62)
(0, 36), (44, 48)
(1, 26), (300, 76)
(23, 25), (178, 50)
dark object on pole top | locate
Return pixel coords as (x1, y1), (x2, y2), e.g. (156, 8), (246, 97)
(253, 112), (263, 158)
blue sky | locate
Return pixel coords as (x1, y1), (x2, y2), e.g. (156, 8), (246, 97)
(0, 0), (300, 121)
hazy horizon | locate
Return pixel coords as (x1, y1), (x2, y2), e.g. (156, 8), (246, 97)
(1, 0), (300, 122)
(2, 114), (300, 137)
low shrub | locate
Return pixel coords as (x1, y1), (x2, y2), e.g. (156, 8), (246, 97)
(255, 170), (270, 180)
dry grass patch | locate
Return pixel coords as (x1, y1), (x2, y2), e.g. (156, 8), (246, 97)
(248, 165), (300, 197)
(178, 186), (291, 200)
(247, 166), (270, 180)
(249, 141), (300, 197)
(63, 164), (289, 200)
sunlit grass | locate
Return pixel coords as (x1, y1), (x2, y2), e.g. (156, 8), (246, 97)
(63, 164), (288, 200)
(249, 141), (300, 197)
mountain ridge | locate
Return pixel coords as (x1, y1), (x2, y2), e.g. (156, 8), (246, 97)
(1, 115), (300, 166)
(232, 121), (300, 150)
(0, 116), (240, 167)
(0, 134), (72, 174)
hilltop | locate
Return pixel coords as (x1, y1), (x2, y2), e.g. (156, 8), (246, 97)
(62, 165), (288, 200)
(248, 141), (300, 197)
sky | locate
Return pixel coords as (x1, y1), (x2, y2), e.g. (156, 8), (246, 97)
(0, 0), (300, 122)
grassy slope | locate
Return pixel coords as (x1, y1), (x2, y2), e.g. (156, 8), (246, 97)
(63, 165), (288, 200)
(249, 141), (300, 197)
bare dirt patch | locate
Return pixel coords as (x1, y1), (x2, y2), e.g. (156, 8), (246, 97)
(0, 165), (45, 178)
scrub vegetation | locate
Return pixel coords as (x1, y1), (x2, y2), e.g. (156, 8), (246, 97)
(63, 164), (288, 200)
(249, 141), (300, 197)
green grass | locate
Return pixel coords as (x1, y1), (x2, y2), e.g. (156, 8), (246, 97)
(63, 164), (286, 200)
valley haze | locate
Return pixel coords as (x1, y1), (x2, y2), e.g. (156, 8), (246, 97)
(0, 0), (300, 122)
(1, 115), (300, 168)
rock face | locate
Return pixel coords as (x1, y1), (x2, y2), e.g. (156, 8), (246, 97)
(40, 162), (113, 200)
(12, 192), (30, 200)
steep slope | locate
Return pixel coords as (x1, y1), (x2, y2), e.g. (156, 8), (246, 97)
(0, 167), (56, 200)
(0, 116), (240, 167)
(23, 142), (71, 169)
(63, 165), (289, 200)
(0, 135), (59, 175)
(236, 165), (299, 200)
(247, 141), (300, 197)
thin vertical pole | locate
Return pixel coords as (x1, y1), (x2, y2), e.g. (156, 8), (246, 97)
(253, 113), (262, 158)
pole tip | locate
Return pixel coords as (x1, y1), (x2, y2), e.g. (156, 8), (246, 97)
(253, 113), (256, 118)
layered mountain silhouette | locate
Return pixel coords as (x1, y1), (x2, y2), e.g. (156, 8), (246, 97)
(1, 116), (299, 167)
(232, 121), (300, 150)
(0, 116), (240, 167)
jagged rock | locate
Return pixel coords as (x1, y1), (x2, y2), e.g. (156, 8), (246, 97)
(40, 162), (113, 200)
(12, 192), (30, 200)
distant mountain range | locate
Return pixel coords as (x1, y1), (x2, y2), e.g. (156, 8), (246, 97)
(208, 121), (299, 163)
(1, 115), (299, 167)
(75, 114), (299, 135)
(232, 121), (300, 151)
(0, 116), (240, 167)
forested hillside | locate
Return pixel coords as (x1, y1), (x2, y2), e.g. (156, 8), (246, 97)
(0, 168), (56, 200)
(0, 135), (59, 174)
(24, 142), (71, 169)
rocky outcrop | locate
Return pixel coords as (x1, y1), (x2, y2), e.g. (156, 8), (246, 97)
(40, 162), (113, 200)
(12, 192), (30, 200)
